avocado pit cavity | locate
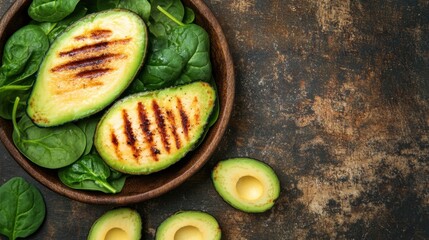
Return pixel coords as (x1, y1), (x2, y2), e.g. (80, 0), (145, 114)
(105, 227), (128, 240)
(174, 225), (203, 240)
(156, 211), (221, 240)
(236, 175), (264, 201)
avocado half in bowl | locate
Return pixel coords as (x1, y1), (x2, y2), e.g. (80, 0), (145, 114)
(0, 0), (234, 204)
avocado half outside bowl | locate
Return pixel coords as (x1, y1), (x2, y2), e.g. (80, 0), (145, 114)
(0, 0), (235, 204)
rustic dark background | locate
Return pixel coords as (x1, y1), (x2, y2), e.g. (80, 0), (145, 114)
(1, 0), (429, 239)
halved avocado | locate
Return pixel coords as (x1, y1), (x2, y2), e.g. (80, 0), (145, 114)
(155, 211), (221, 240)
(94, 81), (216, 175)
(212, 158), (281, 213)
(27, 9), (148, 127)
(87, 208), (142, 240)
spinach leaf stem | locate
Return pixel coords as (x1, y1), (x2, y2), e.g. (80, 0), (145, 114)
(157, 5), (185, 26)
(0, 84), (32, 93)
(11, 97), (21, 140)
(95, 180), (117, 193)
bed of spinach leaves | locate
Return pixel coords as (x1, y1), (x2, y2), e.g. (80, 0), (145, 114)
(0, 177), (46, 240)
(0, 0), (218, 194)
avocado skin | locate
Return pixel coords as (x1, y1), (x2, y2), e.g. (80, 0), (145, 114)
(27, 9), (148, 127)
(155, 211), (221, 240)
(212, 158), (281, 213)
(87, 208), (142, 240)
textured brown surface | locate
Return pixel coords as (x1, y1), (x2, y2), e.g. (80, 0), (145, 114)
(1, 0), (429, 239)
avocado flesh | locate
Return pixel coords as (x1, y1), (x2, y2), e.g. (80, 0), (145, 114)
(94, 81), (216, 175)
(212, 158), (281, 213)
(155, 211), (221, 240)
(27, 9), (148, 127)
(87, 208), (142, 240)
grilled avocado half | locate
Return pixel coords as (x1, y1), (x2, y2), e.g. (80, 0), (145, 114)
(27, 9), (148, 127)
(94, 81), (216, 175)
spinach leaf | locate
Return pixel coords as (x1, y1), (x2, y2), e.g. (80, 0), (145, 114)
(93, 0), (151, 22)
(28, 0), (80, 22)
(0, 177), (45, 240)
(119, 0), (151, 22)
(47, 4), (87, 43)
(11, 98), (86, 169)
(76, 116), (99, 155)
(96, 0), (119, 11)
(138, 47), (185, 90)
(168, 24), (212, 85)
(0, 76), (34, 120)
(31, 21), (57, 35)
(183, 7), (195, 24)
(0, 24), (49, 83)
(125, 77), (146, 94)
(58, 154), (127, 194)
(148, 22), (167, 38)
(78, 0), (98, 13)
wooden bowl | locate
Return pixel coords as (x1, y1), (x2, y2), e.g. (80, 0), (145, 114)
(0, 0), (234, 204)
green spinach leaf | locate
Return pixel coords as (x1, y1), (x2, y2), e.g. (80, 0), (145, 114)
(28, 0), (80, 22)
(0, 24), (49, 83)
(78, 0), (98, 13)
(148, 22), (167, 39)
(93, 0), (151, 22)
(58, 154), (127, 194)
(0, 76), (34, 120)
(96, 0), (119, 11)
(31, 21), (57, 35)
(183, 6), (195, 24)
(119, 0), (151, 22)
(76, 116), (100, 156)
(137, 47), (185, 91)
(0, 177), (45, 240)
(168, 24), (212, 85)
(11, 98), (86, 169)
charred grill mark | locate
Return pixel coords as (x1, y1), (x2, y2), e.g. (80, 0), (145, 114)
(61, 41), (109, 57)
(75, 68), (112, 79)
(90, 29), (112, 39)
(122, 110), (140, 160)
(152, 147), (161, 155)
(111, 131), (119, 146)
(193, 96), (200, 125)
(137, 102), (159, 161)
(58, 38), (131, 57)
(110, 131), (121, 159)
(176, 98), (190, 139)
(51, 53), (125, 72)
(74, 29), (113, 41)
(152, 100), (170, 153)
(166, 110), (181, 150)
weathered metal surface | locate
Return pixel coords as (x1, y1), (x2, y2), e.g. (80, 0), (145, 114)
(1, 0), (428, 239)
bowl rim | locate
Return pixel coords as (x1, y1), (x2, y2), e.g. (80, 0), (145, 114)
(0, 0), (235, 204)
